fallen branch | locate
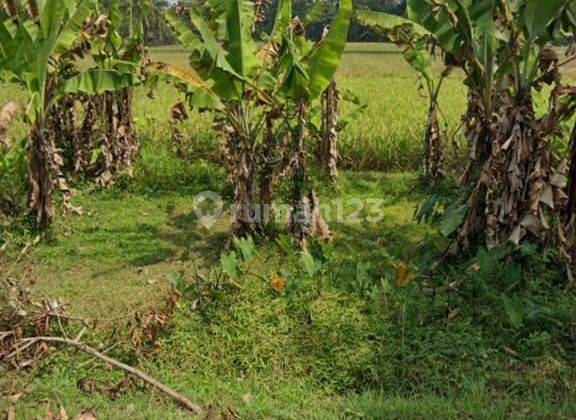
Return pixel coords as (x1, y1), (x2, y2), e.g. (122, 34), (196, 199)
(14, 336), (204, 416)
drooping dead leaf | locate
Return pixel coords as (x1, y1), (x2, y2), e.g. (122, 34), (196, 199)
(540, 186), (555, 209)
(321, 81), (340, 183)
(310, 190), (333, 242)
(169, 102), (188, 123)
(508, 225), (523, 245)
(521, 214), (544, 236)
(503, 346), (520, 357)
(270, 276), (286, 293)
(106, 377), (135, 399)
(44, 405), (55, 420)
(77, 378), (95, 395)
(6, 393), (24, 420)
(395, 262), (410, 287)
(469, 262), (481, 272)
(423, 105), (445, 181)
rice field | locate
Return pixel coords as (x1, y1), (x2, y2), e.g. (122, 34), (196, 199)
(4, 43), (576, 174)
(141, 43), (468, 172)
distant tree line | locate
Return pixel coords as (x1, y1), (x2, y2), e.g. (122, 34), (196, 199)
(107, 0), (406, 45)
(99, 0), (175, 44)
(256, 0), (406, 41)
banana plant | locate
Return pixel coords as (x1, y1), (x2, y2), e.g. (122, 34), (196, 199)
(405, 0), (506, 187)
(404, 0), (574, 255)
(160, 0), (352, 244)
(305, 7), (366, 185)
(0, 0), (140, 227)
(541, 4), (576, 281)
(66, 0), (150, 184)
(357, 8), (449, 182)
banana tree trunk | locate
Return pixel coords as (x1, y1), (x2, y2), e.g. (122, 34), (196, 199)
(423, 104), (443, 182)
(561, 121), (576, 283)
(45, 89), (139, 186)
(290, 101), (311, 246)
(566, 121), (576, 223)
(260, 111), (285, 211)
(169, 101), (188, 159)
(99, 88), (138, 184)
(290, 101), (332, 247)
(73, 89), (139, 185)
(450, 93), (561, 253)
(319, 81), (340, 183)
(109, 88), (138, 177)
(28, 122), (54, 228)
(79, 94), (97, 172)
(49, 94), (81, 174)
(219, 115), (264, 237)
(459, 90), (492, 187)
(233, 146), (261, 237)
(259, 122), (274, 210)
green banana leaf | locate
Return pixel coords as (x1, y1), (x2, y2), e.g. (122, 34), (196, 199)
(279, 38), (311, 99)
(271, 0), (292, 39)
(165, 10), (204, 53)
(60, 69), (141, 94)
(306, 0), (353, 99)
(523, 0), (571, 39)
(187, 5), (239, 78)
(225, 0), (258, 78)
(304, 0), (330, 27)
(407, 0), (460, 54)
(166, 7), (246, 99)
(404, 37), (434, 83)
(355, 9), (430, 36)
(53, 0), (94, 56)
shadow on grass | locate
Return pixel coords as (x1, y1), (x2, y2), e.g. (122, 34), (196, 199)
(69, 225), (179, 272)
(333, 219), (426, 261)
(37, 171), (442, 278)
(163, 210), (231, 263)
(39, 206), (233, 279)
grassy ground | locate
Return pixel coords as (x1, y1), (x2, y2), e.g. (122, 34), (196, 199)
(2, 44), (576, 418)
(3, 171), (576, 418)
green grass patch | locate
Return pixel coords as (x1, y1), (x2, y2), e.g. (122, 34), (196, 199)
(2, 171), (575, 418)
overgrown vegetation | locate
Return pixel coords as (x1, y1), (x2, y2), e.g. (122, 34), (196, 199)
(2, 0), (576, 418)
